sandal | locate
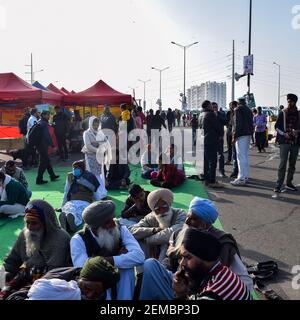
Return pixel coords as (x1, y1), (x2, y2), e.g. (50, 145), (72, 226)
(252, 270), (275, 281)
(247, 261), (278, 274)
(254, 280), (283, 300)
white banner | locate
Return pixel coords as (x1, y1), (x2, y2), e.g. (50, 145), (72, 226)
(243, 55), (254, 75)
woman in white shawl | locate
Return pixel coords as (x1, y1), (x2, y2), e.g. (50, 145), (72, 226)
(81, 116), (109, 199)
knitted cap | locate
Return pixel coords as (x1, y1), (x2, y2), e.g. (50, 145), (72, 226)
(82, 201), (116, 229)
(80, 256), (120, 289)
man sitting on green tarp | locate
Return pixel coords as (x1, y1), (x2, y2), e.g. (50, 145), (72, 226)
(0, 171), (30, 219)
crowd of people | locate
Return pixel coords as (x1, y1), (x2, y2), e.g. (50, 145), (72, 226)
(0, 93), (299, 301)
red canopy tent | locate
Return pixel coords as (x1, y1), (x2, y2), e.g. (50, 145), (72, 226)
(47, 83), (68, 97)
(0, 73), (62, 106)
(63, 80), (132, 106)
(61, 87), (70, 95)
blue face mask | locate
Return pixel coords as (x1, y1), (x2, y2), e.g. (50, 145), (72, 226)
(73, 168), (81, 178)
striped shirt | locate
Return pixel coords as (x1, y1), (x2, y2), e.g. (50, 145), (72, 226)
(189, 262), (252, 301)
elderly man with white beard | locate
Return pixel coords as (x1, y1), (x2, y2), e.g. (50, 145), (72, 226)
(130, 189), (186, 262)
(1, 200), (71, 299)
(70, 200), (145, 300)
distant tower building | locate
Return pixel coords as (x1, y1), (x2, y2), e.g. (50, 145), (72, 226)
(187, 81), (227, 109)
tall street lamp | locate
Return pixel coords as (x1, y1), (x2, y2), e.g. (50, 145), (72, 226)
(25, 53), (44, 84)
(128, 86), (138, 99)
(151, 66), (170, 111)
(138, 79), (151, 112)
(171, 41), (198, 110)
(273, 62), (281, 107)
(247, 0), (253, 96)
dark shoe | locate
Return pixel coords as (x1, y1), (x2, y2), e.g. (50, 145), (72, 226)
(274, 186), (281, 193)
(230, 173), (238, 179)
(51, 175), (60, 181)
(59, 212), (67, 230)
(66, 213), (77, 233)
(286, 183), (298, 191)
(208, 182), (225, 189)
(36, 180), (48, 185)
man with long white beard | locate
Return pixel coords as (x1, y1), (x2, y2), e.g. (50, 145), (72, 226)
(1, 200), (71, 299)
(130, 189), (186, 262)
(70, 200), (145, 300)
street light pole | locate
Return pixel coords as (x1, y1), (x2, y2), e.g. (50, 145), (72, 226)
(128, 86), (138, 99)
(247, 0), (253, 96)
(273, 62), (281, 107)
(138, 79), (151, 112)
(151, 66), (170, 111)
(232, 40), (235, 102)
(31, 53), (33, 84)
(25, 53), (44, 84)
(171, 41), (198, 110)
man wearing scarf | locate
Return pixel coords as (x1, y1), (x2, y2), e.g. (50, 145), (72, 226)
(59, 160), (104, 233)
(274, 93), (300, 192)
(1, 200), (70, 299)
(130, 189), (186, 262)
(70, 200), (145, 300)
(139, 197), (253, 300)
(0, 172), (30, 219)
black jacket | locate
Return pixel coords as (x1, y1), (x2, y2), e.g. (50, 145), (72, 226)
(151, 115), (167, 130)
(53, 112), (70, 136)
(167, 111), (175, 123)
(275, 109), (300, 145)
(39, 119), (54, 148)
(199, 110), (223, 145)
(215, 111), (227, 137)
(226, 110), (234, 134)
(100, 113), (118, 133)
(232, 105), (254, 139)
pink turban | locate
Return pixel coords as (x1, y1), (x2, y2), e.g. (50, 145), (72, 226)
(147, 188), (174, 211)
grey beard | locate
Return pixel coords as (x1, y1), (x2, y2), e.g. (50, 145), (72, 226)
(96, 225), (120, 253)
(24, 227), (44, 258)
(156, 209), (173, 229)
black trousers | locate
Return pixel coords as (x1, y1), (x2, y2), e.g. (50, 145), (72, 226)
(56, 134), (68, 160)
(226, 132), (233, 162)
(192, 128), (197, 147)
(22, 143), (38, 167)
(37, 145), (55, 181)
(232, 144), (239, 176)
(217, 138), (225, 174)
(255, 131), (266, 152)
(204, 143), (218, 184)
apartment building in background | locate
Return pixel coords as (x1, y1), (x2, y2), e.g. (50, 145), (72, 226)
(187, 81), (227, 109)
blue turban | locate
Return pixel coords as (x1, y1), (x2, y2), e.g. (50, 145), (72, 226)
(189, 197), (218, 224)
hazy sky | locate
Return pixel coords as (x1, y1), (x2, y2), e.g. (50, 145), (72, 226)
(0, 0), (300, 109)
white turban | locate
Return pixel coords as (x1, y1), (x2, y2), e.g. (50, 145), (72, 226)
(27, 279), (81, 300)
